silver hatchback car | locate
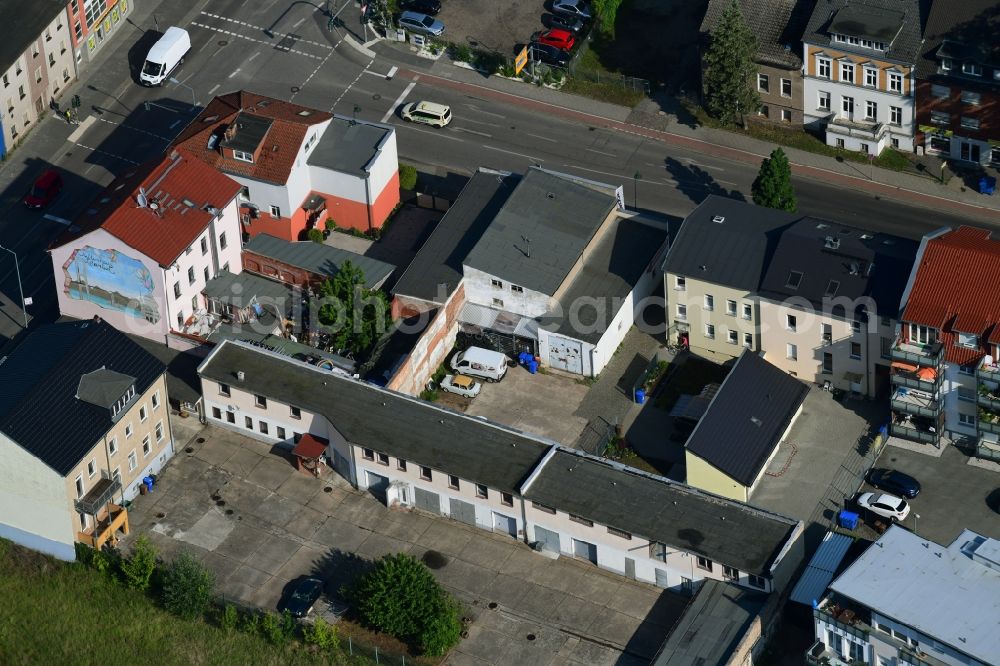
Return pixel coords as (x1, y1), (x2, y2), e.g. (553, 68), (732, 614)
(399, 11), (445, 36)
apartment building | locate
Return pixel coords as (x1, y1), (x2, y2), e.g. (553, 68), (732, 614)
(802, 0), (924, 154)
(0, 319), (171, 561)
(68, 0), (135, 70)
(172, 91), (400, 241)
(0, 1), (77, 157)
(891, 226), (1000, 459)
(915, 0), (1000, 165)
(808, 525), (1000, 666)
(700, 0), (814, 124)
(198, 339), (804, 595)
(48, 149), (243, 348)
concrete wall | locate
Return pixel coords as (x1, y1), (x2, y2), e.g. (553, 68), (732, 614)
(462, 265), (552, 318)
(239, 176), (295, 234)
(684, 452), (749, 502)
(386, 284), (465, 396)
(664, 273), (757, 362)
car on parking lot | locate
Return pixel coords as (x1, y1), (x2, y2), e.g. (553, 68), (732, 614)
(398, 11), (445, 36)
(856, 492), (911, 521)
(533, 28), (575, 50)
(401, 100), (452, 127)
(399, 0), (441, 15)
(440, 374), (482, 398)
(24, 169), (63, 209)
(544, 13), (584, 34)
(867, 468), (921, 498)
(528, 42), (571, 67)
(279, 577), (325, 617)
(551, 0), (592, 21)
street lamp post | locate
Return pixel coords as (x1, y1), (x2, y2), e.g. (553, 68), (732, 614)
(168, 77), (197, 109)
(633, 171), (642, 209)
(0, 244), (28, 329)
(912, 512), (920, 535)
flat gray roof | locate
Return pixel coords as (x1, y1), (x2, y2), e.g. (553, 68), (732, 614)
(243, 233), (394, 289)
(830, 526), (1000, 664)
(464, 167), (619, 295)
(524, 448), (801, 576)
(307, 116), (392, 177)
(202, 270), (297, 315)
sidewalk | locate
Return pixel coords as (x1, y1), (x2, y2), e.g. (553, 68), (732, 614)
(375, 40), (1000, 221)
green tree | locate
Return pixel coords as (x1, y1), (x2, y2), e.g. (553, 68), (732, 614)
(302, 616), (340, 650)
(703, 0), (759, 128)
(121, 535), (158, 592)
(307, 228), (325, 243)
(399, 163), (418, 191)
(592, 0), (625, 36)
(751, 147), (797, 212)
(350, 553), (462, 656)
(161, 551), (214, 620)
(317, 260), (389, 357)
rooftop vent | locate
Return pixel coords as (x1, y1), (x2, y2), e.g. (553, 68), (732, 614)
(182, 198), (196, 208)
(297, 109), (311, 116)
(816, 222), (830, 229)
(712, 215), (725, 224)
(202, 114), (220, 124)
(849, 262), (861, 275)
(258, 100), (271, 108)
(824, 236), (841, 249)
(546, 192), (556, 199)
(750, 416), (762, 427)
(237, 370), (245, 381)
(860, 233), (873, 239)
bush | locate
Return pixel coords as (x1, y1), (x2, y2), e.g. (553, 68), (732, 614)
(220, 604), (239, 632)
(161, 551), (214, 620)
(307, 228), (325, 244)
(350, 553), (462, 656)
(241, 610), (262, 636)
(324, 219), (337, 230)
(121, 536), (158, 592)
(302, 617), (340, 650)
(398, 163), (418, 191)
(450, 43), (473, 62)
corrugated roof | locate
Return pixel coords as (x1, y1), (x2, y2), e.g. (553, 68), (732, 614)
(463, 167), (618, 295)
(700, 0), (814, 69)
(50, 150), (242, 267)
(306, 116), (393, 177)
(789, 531), (853, 605)
(171, 91), (332, 186)
(0, 0), (65, 75)
(663, 196), (797, 291)
(393, 168), (520, 302)
(901, 226), (1000, 366)
(243, 233), (394, 288)
(686, 350), (809, 487)
(0, 319), (165, 476)
(803, 0), (927, 65)
(524, 448), (801, 575)
(202, 270), (297, 314)
(829, 526), (1000, 664)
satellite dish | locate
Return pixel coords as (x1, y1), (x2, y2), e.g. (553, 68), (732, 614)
(149, 201), (160, 210)
(136, 192), (148, 208)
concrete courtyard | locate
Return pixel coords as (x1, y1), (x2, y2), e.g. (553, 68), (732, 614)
(123, 426), (687, 665)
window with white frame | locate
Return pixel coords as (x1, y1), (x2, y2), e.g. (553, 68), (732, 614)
(491, 278), (503, 288)
(743, 333), (752, 348)
(817, 57), (831, 79)
(125, 422), (133, 438)
(676, 304), (687, 321)
(742, 303), (752, 320)
(649, 541), (667, 562)
(931, 110), (949, 125)
(722, 565), (738, 581)
(888, 71), (902, 92)
(151, 390), (160, 411)
(961, 90), (981, 105)
(781, 78), (791, 97)
(108, 437), (117, 456)
(757, 73), (769, 93)
(840, 62), (855, 84)
(781, 109), (792, 122)
(961, 116), (980, 130)
(785, 314), (797, 331)
(88, 459), (96, 477)
(233, 150), (253, 163)
(958, 386), (976, 403)
(959, 412), (976, 426)
(787, 343), (797, 360)
(727, 329), (738, 344)
(890, 105), (902, 125)
(962, 62), (983, 77)
(155, 421), (164, 442)
(818, 91), (831, 111)
(940, 58), (952, 71)
(866, 100), (877, 120)
(704, 324), (715, 339)
(269, 205), (281, 218)
(142, 435), (151, 457)
(842, 96), (854, 116)
(957, 332), (978, 348)
(864, 67), (877, 87)
(696, 556), (713, 572)
(704, 294), (714, 311)
(128, 450), (137, 471)
(748, 574), (766, 589)
(726, 299), (736, 316)
(674, 275), (686, 291)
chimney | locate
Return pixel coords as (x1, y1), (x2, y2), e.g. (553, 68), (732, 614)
(92, 315), (102, 323)
(237, 371), (245, 381)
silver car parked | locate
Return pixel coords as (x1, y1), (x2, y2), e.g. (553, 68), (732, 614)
(399, 11), (445, 36)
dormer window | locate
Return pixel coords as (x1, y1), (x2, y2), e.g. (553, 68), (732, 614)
(957, 332), (978, 349)
(962, 63), (983, 77)
(111, 385), (136, 418)
(77, 368), (138, 422)
(233, 149), (254, 163)
(941, 58), (952, 71)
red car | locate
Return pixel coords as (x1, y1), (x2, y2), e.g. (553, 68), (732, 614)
(24, 169), (63, 209)
(533, 28), (575, 51)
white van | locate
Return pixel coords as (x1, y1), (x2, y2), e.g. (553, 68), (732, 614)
(140, 27), (191, 86)
(449, 347), (508, 382)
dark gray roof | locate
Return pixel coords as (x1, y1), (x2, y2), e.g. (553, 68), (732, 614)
(76, 369), (136, 410)
(126, 334), (205, 408)
(221, 113), (273, 153)
(464, 167), (619, 295)
(757, 217), (918, 319)
(202, 270), (297, 315)
(543, 218), (669, 344)
(700, 0), (816, 69)
(243, 233), (395, 289)
(0, 0), (66, 73)
(652, 580), (768, 666)
(198, 341), (551, 493)
(0, 320), (165, 476)
(686, 350), (808, 488)
(524, 449), (800, 576)
(662, 196), (797, 291)
(916, 0), (1000, 79)
(307, 116), (393, 177)
(804, 0), (927, 64)
(393, 169), (520, 303)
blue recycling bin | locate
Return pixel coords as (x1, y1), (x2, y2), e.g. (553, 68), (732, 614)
(142, 476), (154, 493)
(838, 510), (859, 530)
(635, 388), (646, 404)
(527, 360), (538, 374)
(979, 176), (996, 195)
(518, 351), (532, 366)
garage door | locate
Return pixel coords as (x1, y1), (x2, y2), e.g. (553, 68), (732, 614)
(414, 487), (440, 514)
(492, 512), (517, 538)
(534, 525), (560, 553)
(366, 472), (389, 502)
(548, 337), (583, 374)
(654, 568), (669, 588)
(449, 498), (477, 526)
(572, 538), (597, 564)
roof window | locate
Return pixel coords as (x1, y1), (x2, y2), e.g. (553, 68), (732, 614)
(785, 271), (803, 289)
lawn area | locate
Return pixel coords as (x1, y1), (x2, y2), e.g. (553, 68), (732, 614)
(654, 355), (731, 411)
(0, 538), (352, 665)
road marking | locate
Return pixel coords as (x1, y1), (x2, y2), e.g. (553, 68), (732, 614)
(526, 132), (557, 143)
(72, 143), (141, 165)
(190, 21), (325, 60)
(386, 66), (398, 79)
(333, 59), (375, 108)
(248, 52), (260, 62)
(363, 68), (399, 79)
(97, 117), (173, 142)
(464, 105), (505, 119)
(43, 214), (72, 226)
(483, 145), (542, 162)
(67, 115), (96, 142)
(199, 11), (332, 50)
(453, 127), (492, 138)
(228, 67), (242, 79)
(459, 117), (496, 127)
(208, 84), (220, 96)
(382, 80), (417, 123)
(680, 157), (725, 171)
(396, 124), (465, 142)
(585, 148), (616, 157)
(169, 119), (183, 130)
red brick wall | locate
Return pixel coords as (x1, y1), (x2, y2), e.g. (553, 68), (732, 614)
(915, 78), (1000, 144)
(387, 282), (466, 396)
(242, 251), (317, 288)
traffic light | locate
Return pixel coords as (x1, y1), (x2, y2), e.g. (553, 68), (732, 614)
(71, 95), (81, 109)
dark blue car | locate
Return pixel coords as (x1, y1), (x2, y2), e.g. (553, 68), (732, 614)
(867, 468), (921, 498)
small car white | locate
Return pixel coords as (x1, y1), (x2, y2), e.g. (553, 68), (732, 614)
(856, 492), (910, 521)
(401, 101), (452, 127)
(440, 374), (482, 398)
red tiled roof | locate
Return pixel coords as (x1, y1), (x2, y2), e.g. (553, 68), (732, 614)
(902, 226), (1000, 365)
(50, 150), (242, 267)
(292, 433), (328, 459)
(171, 91), (332, 185)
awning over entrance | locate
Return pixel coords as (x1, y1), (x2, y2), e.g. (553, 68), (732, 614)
(458, 302), (539, 340)
(293, 434), (328, 460)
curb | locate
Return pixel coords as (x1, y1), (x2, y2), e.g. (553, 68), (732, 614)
(342, 32), (376, 59)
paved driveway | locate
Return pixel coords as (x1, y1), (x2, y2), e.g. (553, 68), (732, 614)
(436, 0), (550, 57)
(123, 426), (685, 665)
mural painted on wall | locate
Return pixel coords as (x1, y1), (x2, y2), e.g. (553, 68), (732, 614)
(62, 246), (160, 323)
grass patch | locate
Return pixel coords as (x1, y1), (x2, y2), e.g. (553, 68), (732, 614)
(562, 77), (645, 107)
(565, 32), (648, 107)
(654, 356), (730, 411)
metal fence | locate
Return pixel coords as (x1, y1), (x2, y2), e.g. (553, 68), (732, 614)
(567, 31), (651, 96)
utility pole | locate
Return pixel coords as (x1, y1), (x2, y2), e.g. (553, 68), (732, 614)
(633, 171), (642, 209)
(0, 244), (28, 329)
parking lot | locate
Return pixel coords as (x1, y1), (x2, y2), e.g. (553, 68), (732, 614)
(435, 0), (570, 58)
(123, 426), (686, 665)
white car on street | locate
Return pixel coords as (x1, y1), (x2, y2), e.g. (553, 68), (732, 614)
(440, 374), (482, 398)
(856, 492), (910, 521)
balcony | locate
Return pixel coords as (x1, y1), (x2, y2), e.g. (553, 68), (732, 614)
(891, 388), (939, 418)
(805, 641), (852, 666)
(813, 601), (871, 641)
(978, 408), (1000, 435)
(976, 436), (1000, 463)
(76, 503), (130, 550)
(890, 339), (943, 367)
(977, 384), (1000, 411)
(978, 359), (1000, 383)
(826, 113), (887, 141)
(890, 368), (941, 394)
(891, 421), (940, 445)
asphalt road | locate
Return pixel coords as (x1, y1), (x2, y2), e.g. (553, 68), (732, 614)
(0, 0), (988, 346)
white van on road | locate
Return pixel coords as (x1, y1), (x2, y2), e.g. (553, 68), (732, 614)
(449, 347), (508, 382)
(140, 27), (191, 86)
